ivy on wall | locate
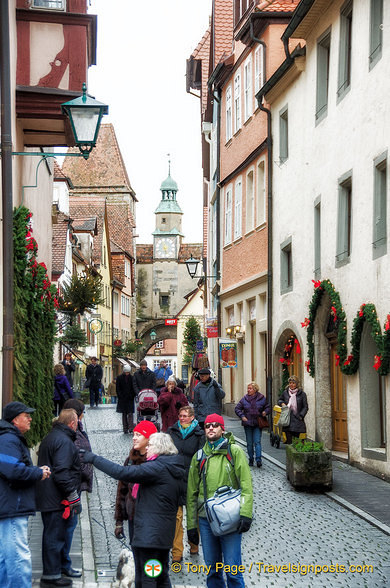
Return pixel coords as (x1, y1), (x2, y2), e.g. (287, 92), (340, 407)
(304, 279), (390, 377)
(14, 206), (58, 446)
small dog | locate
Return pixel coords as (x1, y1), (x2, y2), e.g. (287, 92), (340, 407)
(113, 548), (135, 588)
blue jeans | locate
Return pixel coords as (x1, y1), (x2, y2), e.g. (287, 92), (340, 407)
(0, 516), (32, 588)
(244, 426), (262, 462)
(41, 510), (71, 579)
(198, 517), (244, 588)
(62, 513), (78, 571)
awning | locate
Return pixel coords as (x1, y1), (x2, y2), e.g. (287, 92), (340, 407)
(117, 357), (140, 369)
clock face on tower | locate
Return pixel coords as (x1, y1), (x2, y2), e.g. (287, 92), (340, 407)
(155, 237), (176, 258)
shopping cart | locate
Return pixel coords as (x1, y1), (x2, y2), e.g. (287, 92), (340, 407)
(270, 405), (283, 448)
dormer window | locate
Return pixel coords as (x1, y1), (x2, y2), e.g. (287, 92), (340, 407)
(31, 0), (66, 11)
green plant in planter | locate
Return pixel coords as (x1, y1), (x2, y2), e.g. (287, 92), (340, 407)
(292, 438), (324, 452)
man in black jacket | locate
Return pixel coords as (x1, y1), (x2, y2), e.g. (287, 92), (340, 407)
(116, 365), (135, 433)
(36, 409), (82, 586)
(133, 359), (157, 396)
(0, 402), (51, 588)
(85, 356), (103, 408)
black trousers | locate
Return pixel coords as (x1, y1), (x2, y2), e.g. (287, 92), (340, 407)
(121, 412), (134, 433)
(132, 546), (171, 587)
(89, 385), (100, 407)
(41, 510), (70, 579)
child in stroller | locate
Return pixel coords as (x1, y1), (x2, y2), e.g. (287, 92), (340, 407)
(136, 389), (160, 430)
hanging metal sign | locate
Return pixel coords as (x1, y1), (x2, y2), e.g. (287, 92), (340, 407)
(88, 318), (103, 334)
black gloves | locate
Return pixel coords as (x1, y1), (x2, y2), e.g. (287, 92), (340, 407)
(212, 379), (220, 390)
(67, 490), (82, 516)
(175, 401), (182, 409)
(187, 528), (200, 545)
(79, 449), (95, 464)
(237, 516), (252, 534)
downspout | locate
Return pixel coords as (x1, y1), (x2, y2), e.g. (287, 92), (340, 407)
(0, 1), (14, 405)
(213, 88), (222, 384)
(250, 17), (273, 411)
(258, 94), (273, 412)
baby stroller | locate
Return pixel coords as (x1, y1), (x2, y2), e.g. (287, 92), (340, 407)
(136, 389), (160, 430)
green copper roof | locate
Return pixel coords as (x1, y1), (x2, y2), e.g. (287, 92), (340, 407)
(152, 227), (184, 236)
(154, 200), (183, 214)
(160, 172), (178, 191)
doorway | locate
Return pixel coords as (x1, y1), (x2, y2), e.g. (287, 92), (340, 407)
(329, 341), (348, 452)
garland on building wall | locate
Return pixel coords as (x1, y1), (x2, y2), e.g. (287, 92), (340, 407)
(278, 334), (301, 393)
(14, 207), (59, 446)
(303, 279), (390, 377)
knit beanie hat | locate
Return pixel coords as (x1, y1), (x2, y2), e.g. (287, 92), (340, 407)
(133, 420), (158, 438)
(204, 413), (225, 430)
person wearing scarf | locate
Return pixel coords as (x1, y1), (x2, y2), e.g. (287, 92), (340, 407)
(278, 375), (308, 444)
(168, 406), (205, 562)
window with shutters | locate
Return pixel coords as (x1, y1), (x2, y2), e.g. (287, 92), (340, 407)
(226, 85), (232, 142)
(373, 152), (387, 259)
(280, 237), (293, 294)
(244, 57), (253, 122)
(234, 179), (242, 240)
(246, 170), (254, 232)
(224, 187), (233, 245)
(254, 45), (264, 93)
(234, 73), (241, 133)
(316, 29), (331, 123)
(256, 160), (266, 226)
(279, 106), (288, 164)
(337, 1), (353, 102)
(336, 172), (352, 266)
(369, 0), (383, 69)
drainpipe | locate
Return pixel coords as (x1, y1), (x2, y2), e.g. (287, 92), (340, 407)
(0, 1), (14, 406)
(258, 94), (273, 412)
(250, 17), (273, 411)
(213, 89), (222, 385)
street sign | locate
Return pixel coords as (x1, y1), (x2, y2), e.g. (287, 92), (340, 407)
(165, 319), (177, 326)
(196, 340), (204, 351)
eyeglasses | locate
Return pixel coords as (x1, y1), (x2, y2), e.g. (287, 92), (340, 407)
(204, 422), (221, 429)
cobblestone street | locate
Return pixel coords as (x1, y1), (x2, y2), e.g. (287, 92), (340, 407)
(83, 405), (390, 587)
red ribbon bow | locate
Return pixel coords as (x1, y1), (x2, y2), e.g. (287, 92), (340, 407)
(301, 318), (310, 328)
(335, 354), (340, 366)
(373, 355), (382, 371)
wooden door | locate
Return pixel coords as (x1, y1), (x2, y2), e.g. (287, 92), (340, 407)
(330, 343), (348, 452)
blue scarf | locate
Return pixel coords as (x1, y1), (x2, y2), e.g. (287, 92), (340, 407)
(178, 419), (199, 439)
(208, 436), (226, 450)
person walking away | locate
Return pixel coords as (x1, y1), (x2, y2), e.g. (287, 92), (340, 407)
(154, 360), (172, 396)
(108, 377), (117, 403)
(54, 363), (74, 416)
(116, 365), (136, 433)
(133, 359), (157, 397)
(168, 406), (204, 562)
(278, 375), (308, 444)
(80, 432), (185, 588)
(0, 402), (51, 588)
(62, 399), (93, 578)
(114, 421), (158, 543)
(85, 357), (103, 408)
(193, 368), (225, 429)
(158, 376), (188, 432)
(36, 409), (82, 586)
(235, 382), (270, 467)
(61, 353), (76, 389)
(187, 414), (253, 588)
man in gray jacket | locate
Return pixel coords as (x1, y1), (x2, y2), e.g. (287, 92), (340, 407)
(193, 368), (225, 429)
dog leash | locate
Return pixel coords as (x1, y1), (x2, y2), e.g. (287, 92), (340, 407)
(92, 517), (132, 551)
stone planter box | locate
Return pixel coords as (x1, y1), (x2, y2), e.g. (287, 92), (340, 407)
(286, 444), (333, 491)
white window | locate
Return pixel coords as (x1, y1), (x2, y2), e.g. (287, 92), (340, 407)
(256, 160), (265, 225)
(155, 340), (164, 349)
(124, 260), (131, 278)
(234, 73), (241, 133)
(244, 57), (253, 121)
(224, 187), (232, 245)
(226, 85), (232, 142)
(121, 329), (130, 342)
(246, 170), (254, 231)
(254, 45), (264, 93)
(234, 180), (242, 240)
(113, 292), (119, 313)
(32, 0), (65, 9)
(121, 294), (130, 316)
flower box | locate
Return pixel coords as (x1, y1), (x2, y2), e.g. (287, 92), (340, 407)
(286, 441), (333, 491)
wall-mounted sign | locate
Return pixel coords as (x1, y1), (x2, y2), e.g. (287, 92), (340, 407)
(196, 340), (204, 351)
(89, 318), (103, 334)
(165, 319), (177, 326)
(206, 317), (218, 338)
(219, 338), (238, 368)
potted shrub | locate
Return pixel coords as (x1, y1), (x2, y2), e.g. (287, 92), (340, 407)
(286, 438), (333, 490)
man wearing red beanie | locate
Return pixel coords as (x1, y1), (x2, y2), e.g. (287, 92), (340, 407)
(187, 413), (253, 587)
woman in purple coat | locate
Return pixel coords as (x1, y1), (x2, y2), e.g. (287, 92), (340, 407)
(235, 382), (270, 467)
(158, 377), (188, 432)
(53, 363), (73, 416)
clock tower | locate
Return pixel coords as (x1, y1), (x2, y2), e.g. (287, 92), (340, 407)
(153, 165), (183, 259)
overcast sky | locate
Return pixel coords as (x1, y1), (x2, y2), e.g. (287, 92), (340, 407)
(88, 0), (211, 244)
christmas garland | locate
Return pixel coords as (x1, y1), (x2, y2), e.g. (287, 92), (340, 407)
(303, 279), (390, 377)
(14, 206), (58, 446)
(278, 334), (301, 394)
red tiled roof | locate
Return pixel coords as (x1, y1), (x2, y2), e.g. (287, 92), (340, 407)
(52, 212), (70, 278)
(106, 201), (135, 255)
(256, 0), (299, 12)
(178, 243), (203, 262)
(191, 27), (211, 114)
(62, 124), (136, 198)
(69, 196), (106, 265)
(136, 244), (153, 264)
(192, 26), (211, 59)
(213, 0), (234, 68)
(71, 217), (97, 233)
